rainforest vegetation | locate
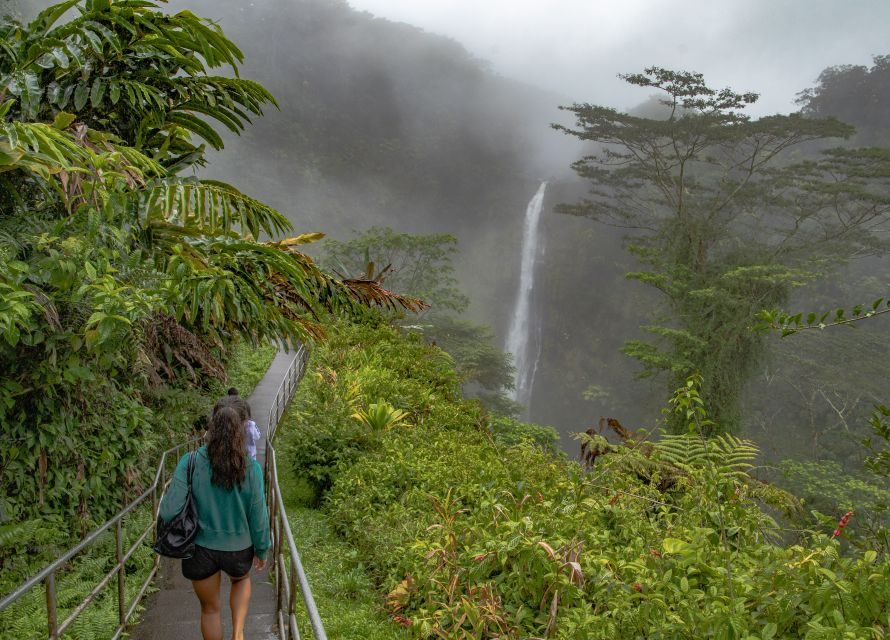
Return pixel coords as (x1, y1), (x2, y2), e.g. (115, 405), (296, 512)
(0, 0), (415, 636)
(3, 1), (890, 639)
(275, 317), (890, 639)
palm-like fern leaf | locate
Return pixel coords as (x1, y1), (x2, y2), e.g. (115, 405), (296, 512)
(654, 433), (758, 478)
(0, 120), (162, 204)
(139, 178), (291, 239)
(1, 0), (275, 170)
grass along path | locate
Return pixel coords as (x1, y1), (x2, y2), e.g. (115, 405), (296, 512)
(277, 450), (408, 638)
(226, 341), (278, 397)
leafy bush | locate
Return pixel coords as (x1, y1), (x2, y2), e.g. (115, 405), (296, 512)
(287, 319), (890, 639)
(489, 416), (560, 453)
(275, 453), (410, 640)
(781, 459), (890, 553)
(281, 319), (465, 502)
(2, 379), (157, 532)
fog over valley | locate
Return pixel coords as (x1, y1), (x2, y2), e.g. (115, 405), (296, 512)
(347, 0), (890, 117)
(7, 0), (890, 457)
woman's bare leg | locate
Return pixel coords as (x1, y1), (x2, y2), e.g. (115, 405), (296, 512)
(229, 575), (252, 640)
(192, 571), (223, 640)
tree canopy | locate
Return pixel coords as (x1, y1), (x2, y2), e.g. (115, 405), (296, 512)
(555, 67), (890, 431)
(796, 55), (890, 144)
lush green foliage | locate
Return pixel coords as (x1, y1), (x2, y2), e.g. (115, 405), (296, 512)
(0, 0), (420, 537)
(0, 5), (416, 636)
(0, 343), (275, 639)
(781, 459), (890, 554)
(489, 415), (560, 454)
(555, 67), (890, 432)
(280, 317), (466, 501)
(225, 341), (278, 398)
(287, 319), (890, 639)
(776, 404), (890, 556)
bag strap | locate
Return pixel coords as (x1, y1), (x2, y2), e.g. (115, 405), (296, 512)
(185, 451), (196, 491)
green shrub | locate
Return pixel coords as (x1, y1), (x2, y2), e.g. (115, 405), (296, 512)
(489, 416), (560, 453)
(280, 321), (466, 502)
(289, 318), (890, 639)
(781, 459), (890, 553)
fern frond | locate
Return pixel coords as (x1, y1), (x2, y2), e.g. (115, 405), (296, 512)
(654, 433), (758, 478)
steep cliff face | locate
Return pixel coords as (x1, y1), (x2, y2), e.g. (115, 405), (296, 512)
(161, 0), (582, 336)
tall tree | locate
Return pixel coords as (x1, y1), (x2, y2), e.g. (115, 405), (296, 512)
(555, 67), (890, 432)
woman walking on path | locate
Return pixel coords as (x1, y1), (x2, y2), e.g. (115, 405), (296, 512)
(159, 406), (271, 640)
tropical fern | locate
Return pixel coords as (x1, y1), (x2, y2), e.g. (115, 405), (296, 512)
(653, 433), (758, 478)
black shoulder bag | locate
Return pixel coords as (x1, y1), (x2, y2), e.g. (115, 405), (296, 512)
(153, 451), (199, 559)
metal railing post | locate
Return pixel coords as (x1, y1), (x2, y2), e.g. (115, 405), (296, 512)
(45, 572), (58, 640)
(116, 520), (126, 627)
(151, 482), (159, 521)
(262, 348), (327, 640)
(275, 517), (284, 625)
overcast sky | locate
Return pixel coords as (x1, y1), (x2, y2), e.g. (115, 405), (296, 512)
(347, 0), (890, 116)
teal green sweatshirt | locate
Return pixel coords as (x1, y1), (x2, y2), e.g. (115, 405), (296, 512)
(159, 446), (271, 559)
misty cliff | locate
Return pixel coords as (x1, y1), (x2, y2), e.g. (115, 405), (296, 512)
(177, 0), (572, 226)
(161, 0), (584, 338)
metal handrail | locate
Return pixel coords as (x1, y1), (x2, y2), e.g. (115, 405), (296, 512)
(263, 345), (328, 640)
(0, 348), (322, 640)
(0, 436), (201, 639)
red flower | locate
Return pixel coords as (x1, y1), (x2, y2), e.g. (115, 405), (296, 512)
(632, 582), (643, 592)
(831, 511), (854, 539)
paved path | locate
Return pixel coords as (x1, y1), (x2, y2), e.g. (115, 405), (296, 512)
(132, 350), (298, 640)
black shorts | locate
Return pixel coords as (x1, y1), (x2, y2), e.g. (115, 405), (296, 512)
(182, 545), (254, 581)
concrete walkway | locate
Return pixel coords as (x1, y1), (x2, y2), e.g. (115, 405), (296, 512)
(132, 350), (299, 640)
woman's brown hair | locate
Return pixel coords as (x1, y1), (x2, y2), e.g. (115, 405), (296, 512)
(206, 406), (247, 490)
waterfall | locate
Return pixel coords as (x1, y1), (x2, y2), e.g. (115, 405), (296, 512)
(505, 181), (547, 407)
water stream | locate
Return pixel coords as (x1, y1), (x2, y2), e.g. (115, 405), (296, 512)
(505, 181), (547, 408)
